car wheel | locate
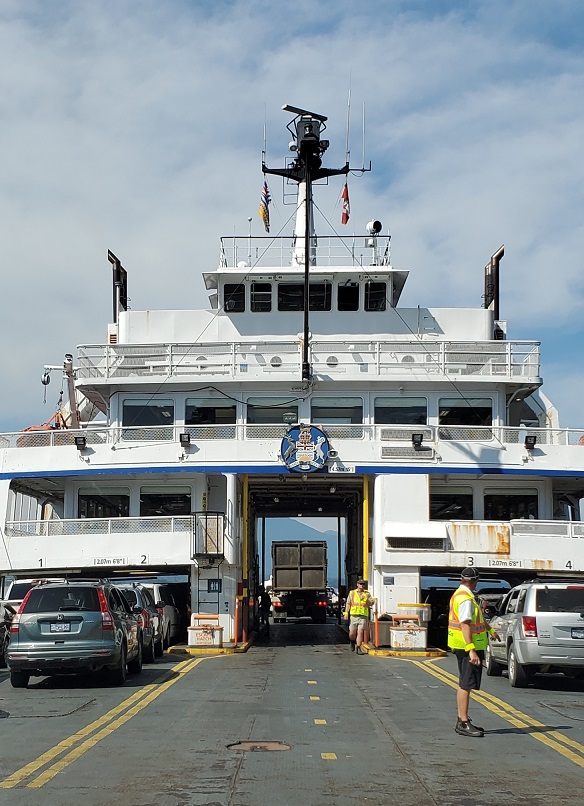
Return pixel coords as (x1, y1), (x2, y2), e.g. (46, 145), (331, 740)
(109, 644), (127, 686)
(143, 634), (155, 663)
(10, 670), (30, 688)
(163, 625), (170, 649)
(485, 643), (503, 676)
(508, 644), (529, 688)
(128, 638), (143, 675)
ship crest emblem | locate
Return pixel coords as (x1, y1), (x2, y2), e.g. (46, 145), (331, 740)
(281, 424), (329, 473)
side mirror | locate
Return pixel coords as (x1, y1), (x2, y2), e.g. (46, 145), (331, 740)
(132, 604), (142, 614)
(155, 601), (165, 609)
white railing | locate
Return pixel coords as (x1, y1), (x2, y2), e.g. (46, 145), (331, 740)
(74, 339), (541, 383)
(218, 235), (392, 268)
(3, 423), (584, 450)
(5, 515), (194, 538)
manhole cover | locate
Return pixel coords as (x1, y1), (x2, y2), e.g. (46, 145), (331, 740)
(227, 740), (292, 752)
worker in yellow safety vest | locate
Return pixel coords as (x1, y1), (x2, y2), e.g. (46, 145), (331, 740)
(344, 579), (374, 655)
(448, 567), (499, 737)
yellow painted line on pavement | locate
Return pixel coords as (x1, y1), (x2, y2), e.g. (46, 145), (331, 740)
(0, 656), (210, 789)
(408, 659), (584, 768)
(304, 668), (312, 671)
(310, 696), (320, 701)
(307, 680), (317, 685)
(321, 753), (337, 760)
(314, 719), (327, 725)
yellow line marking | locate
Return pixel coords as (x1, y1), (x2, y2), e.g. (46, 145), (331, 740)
(304, 668), (312, 671)
(321, 753), (337, 760)
(314, 719), (327, 725)
(0, 657), (207, 789)
(310, 696), (320, 701)
(408, 659), (584, 768)
(307, 680), (317, 684)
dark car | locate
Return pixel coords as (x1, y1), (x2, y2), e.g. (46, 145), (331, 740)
(0, 603), (14, 668)
(7, 580), (143, 688)
(117, 583), (163, 662)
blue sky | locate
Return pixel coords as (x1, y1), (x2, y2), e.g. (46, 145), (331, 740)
(1, 1), (584, 431)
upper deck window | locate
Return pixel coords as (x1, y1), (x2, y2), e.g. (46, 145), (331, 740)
(78, 487), (130, 519)
(186, 398), (236, 425)
(247, 397), (298, 424)
(374, 396), (427, 425)
(122, 399), (174, 427)
(365, 282), (387, 312)
(277, 282), (332, 312)
(251, 282), (272, 312)
(484, 489), (538, 520)
(430, 486), (474, 520)
(311, 396), (363, 424)
(338, 282), (359, 311)
(438, 397), (492, 427)
(224, 283), (245, 312)
(140, 486), (191, 517)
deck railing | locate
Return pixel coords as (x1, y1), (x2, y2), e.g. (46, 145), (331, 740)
(74, 339), (541, 382)
(2, 423), (584, 450)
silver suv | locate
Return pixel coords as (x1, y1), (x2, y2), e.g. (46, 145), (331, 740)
(485, 580), (584, 686)
(7, 580), (142, 688)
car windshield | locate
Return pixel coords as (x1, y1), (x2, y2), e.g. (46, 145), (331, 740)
(6, 582), (37, 599)
(536, 587), (584, 613)
(121, 590), (138, 607)
(22, 587), (100, 613)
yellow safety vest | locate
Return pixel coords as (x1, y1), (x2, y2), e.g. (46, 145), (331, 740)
(447, 584), (488, 650)
(346, 589), (371, 617)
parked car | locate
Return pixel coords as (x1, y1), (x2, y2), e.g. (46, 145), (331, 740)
(1, 577), (66, 612)
(7, 580), (143, 688)
(117, 583), (163, 662)
(0, 603), (14, 668)
(142, 583), (181, 646)
(485, 580), (584, 686)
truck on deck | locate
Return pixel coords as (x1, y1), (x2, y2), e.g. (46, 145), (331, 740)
(271, 541), (328, 624)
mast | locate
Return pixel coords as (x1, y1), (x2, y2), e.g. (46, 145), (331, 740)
(262, 105), (350, 382)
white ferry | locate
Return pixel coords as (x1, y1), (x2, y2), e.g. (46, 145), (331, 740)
(1, 104), (583, 643)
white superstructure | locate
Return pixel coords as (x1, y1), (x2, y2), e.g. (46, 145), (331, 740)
(1, 106), (583, 642)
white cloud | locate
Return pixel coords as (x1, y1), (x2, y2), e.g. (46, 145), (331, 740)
(1, 1), (584, 429)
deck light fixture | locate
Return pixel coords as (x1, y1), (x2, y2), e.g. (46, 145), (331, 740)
(524, 435), (537, 450)
(74, 436), (87, 451)
(179, 432), (191, 447)
(412, 433), (424, 449)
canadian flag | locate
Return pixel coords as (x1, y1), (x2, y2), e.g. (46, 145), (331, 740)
(341, 182), (350, 225)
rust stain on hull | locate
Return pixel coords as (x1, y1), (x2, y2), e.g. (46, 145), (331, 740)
(451, 522), (510, 554)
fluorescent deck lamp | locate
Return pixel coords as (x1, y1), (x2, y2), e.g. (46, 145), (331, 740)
(74, 436), (87, 451)
(524, 435), (537, 450)
(412, 433), (424, 449)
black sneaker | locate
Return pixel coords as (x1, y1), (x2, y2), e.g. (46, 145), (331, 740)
(355, 647), (364, 655)
(350, 642), (356, 652)
(455, 720), (484, 738)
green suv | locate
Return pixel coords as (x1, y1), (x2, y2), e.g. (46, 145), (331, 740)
(7, 580), (143, 688)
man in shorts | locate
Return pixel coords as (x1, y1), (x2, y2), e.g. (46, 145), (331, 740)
(447, 567), (499, 737)
(344, 579), (374, 655)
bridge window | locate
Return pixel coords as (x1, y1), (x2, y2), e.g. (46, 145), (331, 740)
(484, 490), (538, 520)
(365, 282), (386, 311)
(338, 281), (359, 311)
(186, 398), (236, 425)
(374, 396), (427, 424)
(278, 283), (304, 311)
(140, 486), (191, 516)
(311, 396), (363, 424)
(79, 487), (130, 519)
(438, 397), (492, 426)
(251, 282), (272, 312)
(247, 397), (298, 424)
(430, 487), (473, 520)
(309, 282), (332, 311)
(122, 399), (174, 427)
(224, 283), (245, 312)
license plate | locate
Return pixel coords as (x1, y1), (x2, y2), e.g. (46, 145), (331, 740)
(50, 622), (71, 633)
(571, 628), (584, 639)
